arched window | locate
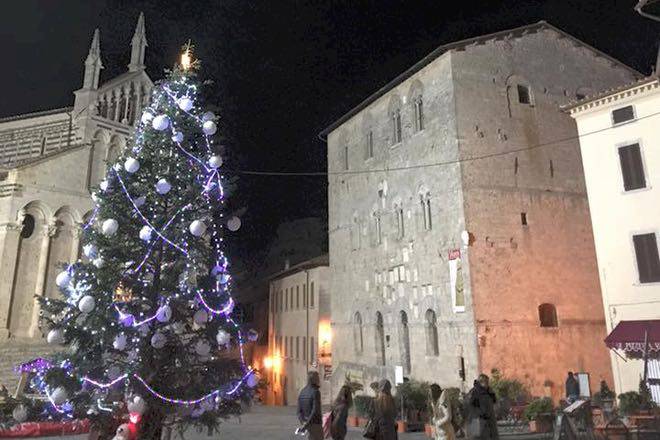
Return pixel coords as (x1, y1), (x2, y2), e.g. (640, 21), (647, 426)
(375, 312), (385, 366)
(419, 191), (432, 231)
(350, 214), (361, 251)
(373, 211), (382, 245)
(388, 95), (403, 145)
(413, 97), (424, 132)
(394, 203), (405, 239)
(399, 311), (411, 374)
(425, 309), (439, 356)
(354, 312), (363, 354)
(20, 214), (35, 239)
(538, 303), (558, 328)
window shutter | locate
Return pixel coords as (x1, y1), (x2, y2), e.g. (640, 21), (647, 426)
(634, 233), (660, 283)
(618, 144), (646, 191)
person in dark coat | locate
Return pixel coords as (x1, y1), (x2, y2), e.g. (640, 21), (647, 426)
(297, 371), (323, 440)
(374, 379), (398, 440)
(467, 374), (498, 440)
(330, 385), (353, 440)
(565, 372), (580, 403)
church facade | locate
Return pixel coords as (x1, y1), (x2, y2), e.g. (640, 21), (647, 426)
(0, 14), (152, 341)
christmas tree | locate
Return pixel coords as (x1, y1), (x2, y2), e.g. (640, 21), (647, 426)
(14, 46), (256, 438)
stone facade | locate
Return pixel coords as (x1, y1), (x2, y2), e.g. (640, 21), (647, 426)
(265, 256), (331, 406)
(0, 13), (152, 345)
(324, 22), (638, 401)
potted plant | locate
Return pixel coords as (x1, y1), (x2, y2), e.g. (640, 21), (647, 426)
(523, 397), (554, 433)
(489, 369), (529, 422)
(592, 380), (616, 425)
(622, 381), (659, 427)
(354, 395), (373, 427)
(395, 380), (430, 432)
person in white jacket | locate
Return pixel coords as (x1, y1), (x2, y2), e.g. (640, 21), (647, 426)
(430, 384), (455, 440)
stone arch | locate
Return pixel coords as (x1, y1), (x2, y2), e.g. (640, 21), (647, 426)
(408, 80), (425, 132)
(417, 184), (432, 231)
(45, 207), (78, 298)
(89, 129), (110, 190)
(362, 112), (374, 160)
(9, 201), (53, 337)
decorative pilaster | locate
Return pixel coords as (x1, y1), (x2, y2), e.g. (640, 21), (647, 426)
(0, 217), (24, 340)
(28, 220), (57, 338)
(70, 223), (83, 262)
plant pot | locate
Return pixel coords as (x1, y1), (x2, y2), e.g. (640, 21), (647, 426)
(348, 415), (360, 427)
(397, 420), (408, 433)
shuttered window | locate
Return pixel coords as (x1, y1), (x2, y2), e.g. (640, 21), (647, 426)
(618, 143), (646, 191)
(633, 233), (660, 283)
(612, 105), (635, 125)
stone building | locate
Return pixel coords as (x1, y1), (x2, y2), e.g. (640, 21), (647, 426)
(566, 72), (660, 402)
(264, 255), (330, 406)
(321, 21), (640, 401)
(0, 13), (152, 383)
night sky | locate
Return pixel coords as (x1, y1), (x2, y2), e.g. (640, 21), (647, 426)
(1, 0), (658, 267)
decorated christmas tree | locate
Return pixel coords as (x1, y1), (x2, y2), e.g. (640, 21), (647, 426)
(10, 46), (256, 438)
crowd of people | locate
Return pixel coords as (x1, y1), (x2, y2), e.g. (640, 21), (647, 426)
(296, 371), (500, 440)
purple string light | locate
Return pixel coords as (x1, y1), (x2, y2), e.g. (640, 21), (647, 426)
(196, 293), (234, 315)
(82, 374), (128, 389)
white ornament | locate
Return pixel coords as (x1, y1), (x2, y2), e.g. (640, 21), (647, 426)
(124, 158), (140, 174)
(247, 372), (259, 388)
(195, 340), (211, 356)
(202, 111), (215, 122)
(227, 216), (241, 232)
(78, 295), (95, 313)
(189, 220), (206, 237)
(93, 257), (105, 268)
(134, 196), (146, 207)
(216, 329), (230, 346)
(177, 97), (194, 112)
(83, 244), (98, 259)
(113, 334), (127, 351)
(102, 219), (119, 236)
(152, 114), (170, 131)
(155, 179), (171, 195)
(139, 226), (152, 242)
(151, 332), (166, 349)
(91, 192), (99, 203)
(107, 365), (121, 380)
(202, 120), (217, 136)
(156, 305), (172, 323)
(141, 111), (154, 125)
(127, 395), (147, 415)
(47, 328), (65, 345)
(12, 404), (28, 423)
(51, 387), (68, 405)
(218, 273), (230, 285)
(208, 155), (223, 169)
(56, 271), (71, 288)
(193, 309), (208, 326)
(99, 180), (110, 192)
(171, 131), (183, 143)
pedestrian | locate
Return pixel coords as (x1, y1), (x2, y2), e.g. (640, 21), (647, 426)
(430, 384), (455, 440)
(565, 372), (580, 404)
(466, 374), (498, 440)
(297, 371), (323, 440)
(373, 379), (398, 440)
(329, 385), (353, 440)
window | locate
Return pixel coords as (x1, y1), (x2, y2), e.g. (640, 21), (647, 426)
(420, 194), (432, 230)
(612, 105), (635, 125)
(373, 212), (382, 245)
(392, 109), (402, 144)
(296, 336), (299, 359)
(633, 233), (660, 283)
(303, 284), (307, 307)
(538, 303), (558, 328)
(354, 312), (364, 354)
(521, 212), (528, 226)
(296, 286), (300, 309)
(343, 144), (349, 171)
(399, 311), (411, 374)
(285, 289), (288, 311)
(618, 143), (646, 191)
(414, 97), (424, 132)
(425, 309), (439, 356)
(395, 207), (405, 239)
(375, 312), (386, 366)
(576, 92), (586, 100)
(20, 214), (35, 239)
(366, 131), (374, 160)
(303, 336), (307, 360)
(517, 84), (531, 104)
(310, 282), (315, 308)
(310, 337), (316, 363)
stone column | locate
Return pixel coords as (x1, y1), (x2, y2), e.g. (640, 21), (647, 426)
(70, 223), (83, 263)
(122, 87), (130, 124)
(28, 220), (57, 338)
(0, 214), (24, 339)
(134, 84), (142, 125)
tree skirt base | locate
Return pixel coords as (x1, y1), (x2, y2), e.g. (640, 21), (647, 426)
(0, 419), (90, 437)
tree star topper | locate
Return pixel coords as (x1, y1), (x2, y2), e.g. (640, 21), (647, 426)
(180, 40), (200, 71)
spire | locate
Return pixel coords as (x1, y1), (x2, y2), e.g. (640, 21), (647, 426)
(82, 28), (103, 90)
(128, 12), (147, 72)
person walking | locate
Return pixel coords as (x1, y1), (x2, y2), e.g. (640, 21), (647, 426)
(373, 379), (398, 440)
(467, 374), (498, 440)
(565, 372), (580, 404)
(329, 385), (352, 440)
(430, 384), (455, 440)
(297, 371), (323, 440)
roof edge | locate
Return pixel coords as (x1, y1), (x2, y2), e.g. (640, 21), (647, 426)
(267, 254), (329, 282)
(0, 107), (73, 124)
(562, 76), (659, 113)
(319, 20), (642, 138)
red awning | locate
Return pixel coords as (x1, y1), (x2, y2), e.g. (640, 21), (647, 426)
(605, 320), (660, 358)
